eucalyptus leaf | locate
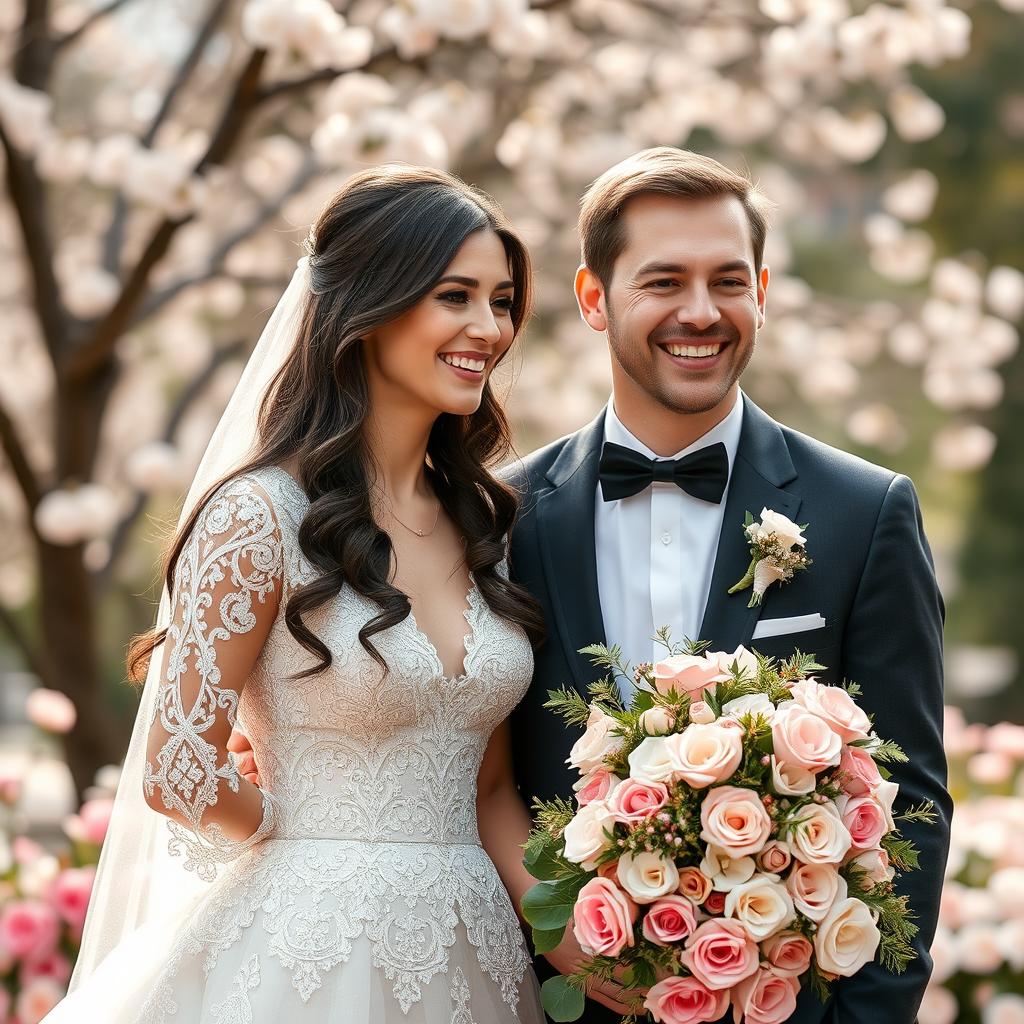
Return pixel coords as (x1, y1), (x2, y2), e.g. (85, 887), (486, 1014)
(541, 976), (586, 1022)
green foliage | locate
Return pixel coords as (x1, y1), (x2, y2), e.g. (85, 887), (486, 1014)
(540, 976), (586, 1022)
(521, 877), (587, 931)
(894, 800), (937, 825)
(544, 687), (593, 727)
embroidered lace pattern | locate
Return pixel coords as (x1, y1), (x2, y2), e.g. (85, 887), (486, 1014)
(144, 476), (283, 880)
(138, 466), (536, 1021)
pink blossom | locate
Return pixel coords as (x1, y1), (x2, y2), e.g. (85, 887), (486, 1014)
(12, 837), (44, 864)
(607, 778), (669, 825)
(0, 986), (9, 1020)
(986, 723), (1024, 760)
(0, 900), (60, 961)
(644, 975), (728, 1024)
(63, 796), (114, 846)
(641, 895), (698, 946)
(25, 688), (76, 734)
(572, 877), (638, 957)
(20, 949), (71, 988)
(967, 752), (1014, 786)
(50, 867), (95, 932)
(16, 977), (63, 1024)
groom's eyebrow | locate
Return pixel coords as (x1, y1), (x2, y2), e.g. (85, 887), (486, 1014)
(633, 259), (753, 279)
(437, 275), (515, 290)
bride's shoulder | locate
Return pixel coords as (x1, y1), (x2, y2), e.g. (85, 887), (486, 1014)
(220, 465), (309, 521)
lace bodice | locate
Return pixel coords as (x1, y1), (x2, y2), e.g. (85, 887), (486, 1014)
(136, 466), (538, 1020)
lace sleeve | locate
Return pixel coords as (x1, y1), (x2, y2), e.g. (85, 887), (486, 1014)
(143, 474), (283, 880)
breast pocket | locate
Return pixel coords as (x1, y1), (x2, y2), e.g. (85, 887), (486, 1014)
(748, 623), (840, 680)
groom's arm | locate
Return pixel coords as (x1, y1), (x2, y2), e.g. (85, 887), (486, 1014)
(834, 473), (953, 1023)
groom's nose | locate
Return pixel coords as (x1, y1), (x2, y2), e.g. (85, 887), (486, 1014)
(674, 284), (721, 331)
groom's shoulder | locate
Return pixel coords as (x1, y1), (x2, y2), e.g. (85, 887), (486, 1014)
(500, 428), (581, 495)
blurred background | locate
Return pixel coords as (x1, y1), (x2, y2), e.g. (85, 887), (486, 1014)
(1, 0), (1022, 1020)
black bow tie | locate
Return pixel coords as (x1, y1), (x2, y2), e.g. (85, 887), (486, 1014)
(598, 441), (730, 503)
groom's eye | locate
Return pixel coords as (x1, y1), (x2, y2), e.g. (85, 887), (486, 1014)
(648, 279), (678, 289)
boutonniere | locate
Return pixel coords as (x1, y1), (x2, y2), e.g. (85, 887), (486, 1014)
(728, 507), (811, 607)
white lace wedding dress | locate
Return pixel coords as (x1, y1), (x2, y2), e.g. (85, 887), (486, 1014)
(52, 466), (544, 1024)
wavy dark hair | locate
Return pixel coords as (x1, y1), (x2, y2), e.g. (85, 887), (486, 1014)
(128, 165), (545, 681)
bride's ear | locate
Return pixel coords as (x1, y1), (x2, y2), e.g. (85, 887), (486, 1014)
(575, 265), (608, 333)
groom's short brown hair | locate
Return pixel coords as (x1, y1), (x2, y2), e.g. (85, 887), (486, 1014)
(578, 148), (774, 284)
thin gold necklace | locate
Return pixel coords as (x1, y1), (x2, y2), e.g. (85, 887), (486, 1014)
(387, 497), (441, 538)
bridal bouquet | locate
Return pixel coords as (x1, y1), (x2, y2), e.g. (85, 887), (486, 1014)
(522, 637), (936, 1023)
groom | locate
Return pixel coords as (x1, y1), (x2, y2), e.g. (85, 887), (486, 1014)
(504, 148), (952, 1023)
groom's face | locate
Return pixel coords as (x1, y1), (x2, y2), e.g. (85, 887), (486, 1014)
(580, 193), (768, 417)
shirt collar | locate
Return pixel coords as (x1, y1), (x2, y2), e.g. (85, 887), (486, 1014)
(603, 389), (745, 471)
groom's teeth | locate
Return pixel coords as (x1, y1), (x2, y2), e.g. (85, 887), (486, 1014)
(440, 354), (486, 371)
(665, 343), (723, 358)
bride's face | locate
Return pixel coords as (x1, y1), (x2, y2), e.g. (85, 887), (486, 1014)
(362, 228), (517, 419)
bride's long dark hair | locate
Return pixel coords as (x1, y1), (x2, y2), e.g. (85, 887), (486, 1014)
(128, 165), (545, 680)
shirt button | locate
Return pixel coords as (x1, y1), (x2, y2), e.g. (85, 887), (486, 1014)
(660, 532), (672, 545)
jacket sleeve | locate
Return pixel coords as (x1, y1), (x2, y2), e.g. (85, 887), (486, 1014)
(833, 473), (953, 1023)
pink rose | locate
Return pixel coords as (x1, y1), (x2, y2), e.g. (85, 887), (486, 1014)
(851, 848), (894, 886)
(25, 688), (76, 734)
(700, 786), (773, 859)
(666, 725), (743, 789)
(652, 654), (727, 698)
(0, 770), (23, 805)
(20, 949), (71, 988)
(63, 796), (115, 846)
(50, 867), (95, 932)
(839, 794), (889, 851)
(788, 679), (871, 743)
(644, 975), (729, 1024)
(771, 702), (842, 772)
(761, 930), (813, 977)
(756, 841), (792, 874)
(572, 877), (638, 957)
(786, 863), (846, 922)
(986, 723), (1024, 760)
(642, 895), (698, 945)
(837, 746), (882, 797)
(705, 891), (727, 915)
(681, 918), (760, 990)
(574, 769), (620, 807)
(731, 964), (800, 1024)
(0, 900), (60, 960)
(607, 778), (669, 825)
(677, 867), (713, 905)
(16, 977), (63, 1024)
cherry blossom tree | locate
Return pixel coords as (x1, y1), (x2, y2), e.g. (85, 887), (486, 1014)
(1, 0), (1021, 790)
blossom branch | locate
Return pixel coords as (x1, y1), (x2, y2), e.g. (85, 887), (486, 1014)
(0, 604), (51, 685)
(52, 0), (139, 51)
(0, 395), (43, 518)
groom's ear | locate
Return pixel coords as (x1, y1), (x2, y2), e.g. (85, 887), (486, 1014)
(756, 264), (770, 329)
(574, 264), (608, 333)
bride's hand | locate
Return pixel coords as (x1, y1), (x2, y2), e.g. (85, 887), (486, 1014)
(543, 927), (640, 1015)
(227, 728), (261, 787)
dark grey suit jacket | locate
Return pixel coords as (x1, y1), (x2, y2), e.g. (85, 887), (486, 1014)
(504, 394), (952, 1024)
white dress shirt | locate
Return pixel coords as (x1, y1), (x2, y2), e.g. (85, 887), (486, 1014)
(595, 393), (744, 700)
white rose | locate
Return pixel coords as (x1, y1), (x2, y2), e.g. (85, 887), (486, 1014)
(700, 845), (757, 892)
(568, 705), (624, 774)
(724, 874), (796, 940)
(758, 507), (806, 550)
(814, 896), (881, 976)
(562, 800), (615, 870)
(722, 693), (776, 722)
(688, 701), (717, 725)
(873, 778), (899, 833)
(664, 724), (743, 788)
(851, 848), (895, 886)
(788, 802), (852, 865)
(617, 851), (680, 905)
(770, 755), (816, 796)
(786, 863), (846, 922)
(628, 736), (677, 785)
(639, 706), (675, 735)
(708, 646), (760, 681)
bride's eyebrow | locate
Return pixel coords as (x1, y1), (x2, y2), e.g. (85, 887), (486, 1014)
(437, 275), (515, 290)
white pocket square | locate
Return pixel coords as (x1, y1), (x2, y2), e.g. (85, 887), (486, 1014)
(751, 613), (827, 641)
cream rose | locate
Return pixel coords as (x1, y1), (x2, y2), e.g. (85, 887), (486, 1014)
(652, 654), (727, 698)
(688, 700), (716, 725)
(724, 874), (796, 941)
(640, 706), (675, 735)
(707, 645), (760, 681)
(562, 799), (616, 870)
(628, 736), (677, 785)
(769, 755), (817, 796)
(617, 851), (680, 905)
(722, 692), (776, 723)
(700, 845), (757, 892)
(771, 702), (842, 772)
(788, 801), (852, 865)
(757, 508), (806, 550)
(789, 679), (871, 743)
(700, 786), (773, 859)
(756, 840), (793, 874)
(813, 896), (881, 976)
(786, 863), (846, 922)
(666, 724), (743, 789)
(568, 705), (624, 774)
(851, 849), (895, 886)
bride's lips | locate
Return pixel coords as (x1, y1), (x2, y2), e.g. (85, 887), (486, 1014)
(438, 350), (489, 383)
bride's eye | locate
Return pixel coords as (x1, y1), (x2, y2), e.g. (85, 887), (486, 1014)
(439, 290), (470, 305)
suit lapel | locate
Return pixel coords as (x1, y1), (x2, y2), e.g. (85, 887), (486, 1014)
(536, 412), (608, 694)
(699, 395), (801, 651)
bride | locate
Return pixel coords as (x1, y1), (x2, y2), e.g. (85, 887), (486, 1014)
(45, 165), (548, 1023)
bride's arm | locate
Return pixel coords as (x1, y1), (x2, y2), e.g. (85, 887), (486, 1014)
(142, 476), (283, 875)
